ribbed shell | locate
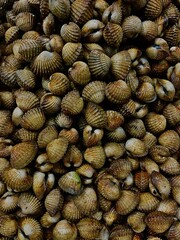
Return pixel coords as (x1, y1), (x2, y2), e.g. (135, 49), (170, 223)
(166, 221), (180, 240)
(135, 171), (149, 192)
(62, 43), (83, 67)
(16, 68), (36, 89)
(0, 65), (18, 88)
(122, 16), (142, 38)
(127, 211), (146, 233)
(5, 26), (20, 44)
(145, 112), (167, 134)
(109, 225), (133, 240)
(37, 125), (58, 148)
(137, 192), (160, 212)
(13, 128), (38, 142)
(163, 3), (179, 23)
(16, 12), (36, 31)
(160, 157), (180, 175)
(125, 119), (146, 138)
(40, 93), (61, 115)
(40, 211), (60, 228)
(108, 159), (132, 180)
(84, 145), (106, 169)
(49, 72), (70, 96)
(144, 0), (163, 20)
(49, 0), (70, 21)
(140, 20), (158, 41)
(125, 138), (148, 157)
(0, 215), (18, 237)
(0, 192), (19, 213)
(136, 82), (157, 103)
(62, 199), (83, 222)
(106, 110), (124, 131)
(40, 0), (49, 18)
(103, 22), (123, 47)
(60, 22), (81, 43)
(14, 90), (39, 111)
(164, 25), (180, 47)
(0, 110), (14, 137)
(18, 193), (42, 215)
(158, 130), (180, 154)
(53, 220), (77, 240)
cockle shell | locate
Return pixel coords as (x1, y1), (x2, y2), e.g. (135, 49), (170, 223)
(122, 15), (142, 38)
(125, 119), (146, 138)
(109, 225), (133, 240)
(158, 130), (180, 154)
(144, 0), (163, 20)
(149, 145), (170, 164)
(104, 142), (125, 160)
(40, 93), (61, 115)
(0, 215), (18, 237)
(108, 158), (132, 180)
(102, 1), (122, 24)
(40, 0), (49, 19)
(163, 3), (179, 23)
(60, 22), (81, 43)
(16, 12), (35, 31)
(127, 211), (146, 233)
(5, 26), (20, 44)
(163, 24), (179, 47)
(106, 110), (124, 131)
(53, 219), (77, 240)
(84, 145), (106, 169)
(135, 171), (149, 192)
(62, 199), (83, 222)
(16, 68), (36, 89)
(166, 221), (180, 240)
(157, 198), (178, 216)
(14, 90), (39, 111)
(145, 112), (167, 135)
(136, 82), (157, 103)
(103, 22), (123, 47)
(125, 138), (148, 157)
(37, 125), (58, 148)
(55, 112), (73, 129)
(62, 43), (83, 66)
(40, 211), (60, 229)
(49, 72), (70, 96)
(0, 192), (19, 213)
(0, 65), (18, 88)
(63, 144), (83, 167)
(49, 0), (70, 21)
(137, 192), (160, 212)
(13, 128), (38, 142)
(140, 20), (158, 41)
(0, 110), (14, 137)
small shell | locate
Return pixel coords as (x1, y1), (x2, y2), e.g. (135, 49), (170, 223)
(59, 128), (79, 144)
(40, 93), (61, 115)
(157, 199), (178, 216)
(40, 211), (60, 228)
(144, 0), (163, 20)
(166, 221), (180, 240)
(140, 20), (158, 41)
(0, 215), (18, 237)
(116, 190), (139, 215)
(145, 211), (174, 234)
(37, 125), (58, 148)
(40, 0), (49, 18)
(76, 163), (95, 178)
(68, 61), (91, 85)
(62, 199), (83, 222)
(137, 192), (160, 212)
(18, 218), (43, 240)
(163, 3), (179, 23)
(0, 65), (18, 88)
(46, 137), (69, 163)
(88, 49), (111, 78)
(62, 43), (83, 67)
(16, 12), (36, 31)
(77, 217), (103, 239)
(31, 51), (63, 76)
(10, 141), (38, 169)
(108, 158), (132, 180)
(18, 193), (42, 215)
(55, 112), (73, 128)
(49, 0), (70, 21)
(103, 207), (119, 226)
(136, 57), (151, 76)
(122, 15), (142, 38)
(106, 110), (124, 131)
(0, 110), (14, 137)
(111, 51), (131, 80)
(145, 112), (166, 135)
(103, 22), (123, 47)
(63, 145), (83, 167)
(160, 157), (180, 175)
(109, 225), (133, 240)
(158, 130), (180, 154)
(58, 171), (82, 195)
(127, 211), (146, 233)
(42, 13), (55, 36)
(49, 72), (70, 96)
(60, 22), (81, 43)
(125, 138), (148, 157)
(22, 30), (40, 40)
(5, 26), (20, 44)
(149, 145), (170, 164)
(44, 188), (64, 216)
(163, 103), (180, 126)
(105, 80), (131, 104)
(53, 220), (77, 240)
(135, 171), (149, 192)
(167, 63), (180, 90)
(61, 90), (84, 115)
(84, 145), (106, 169)
(106, 127), (127, 143)
(13, 128), (38, 142)
(104, 142), (125, 160)
(16, 68), (36, 89)
(98, 193), (112, 212)
(163, 24), (179, 47)
(20, 108), (46, 130)
(136, 82), (157, 103)
(102, 1), (122, 24)
(0, 192), (19, 213)
(125, 119), (146, 138)
(2, 167), (32, 192)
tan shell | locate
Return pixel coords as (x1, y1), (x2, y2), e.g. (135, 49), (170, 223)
(144, 0), (163, 20)
(10, 141), (35, 168)
(167, 63), (180, 90)
(103, 207), (119, 226)
(84, 145), (106, 169)
(116, 190), (139, 215)
(16, 12), (35, 31)
(98, 192), (112, 212)
(149, 145), (170, 164)
(49, 0), (70, 21)
(158, 130), (180, 154)
(62, 199), (83, 222)
(76, 163), (95, 178)
(61, 90), (84, 115)
(127, 211), (146, 233)
(18, 193), (42, 215)
(146, 38), (169, 60)
(109, 225), (133, 240)
(62, 43), (83, 67)
(46, 137), (69, 163)
(60, 22), (81, 43)
(104, 142), (125, 160)
(55, 112), (73, 129)
(0, 192), (19, 213)
(157, 198), (178, 216)
(16, 68), (36, 90)
(0, 215), (18, 237)
(77, 217), (103, 239)
(122, 15), (142, 38)
(137, 192), (160, 212)
(106, 126), (127, 143)
(31, 51), (63, 76)
(106, 110), (124, 131)
(2, 167), (32, 192)
(53, 219), (77, 240)
(125, 138), (148, 157)
(40, 0), (49, 19)
(136, 82), (157, 103)
(0, 110), (14, 137)
(111, 51), (131, 80)
(103, 22), (123, 47)
(59, 128), (79, 144)
(164, 24), (179, 47)
(163, 3), (179, 23)
(102, 1), (122, 24)
(63, 145), (83, 167)
(134, 171), (149, 192)
(22, 30), (40, 40)
(13, 128), (38, 142)
(145, 112), (167, 135)
(49, 72), (70, 96)
(0, 65), (18, 88)
(5, 26), (20, 44)
(37, 125), (58, 148)
(20, 107), (45, 130)
(105, 80), (131, 104)
(166, 221), (180, 240)
(85, 102), (107, 128)
(140, 20), (158, 41)
(40, 211), (60, 228)
(108, 158), (132, 180)
(160, 157), (180, 175)
(125, 119), (146, 138)
(40, 93), (61, 115)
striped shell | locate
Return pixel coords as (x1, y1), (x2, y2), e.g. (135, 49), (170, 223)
(60, 22), (81, 43)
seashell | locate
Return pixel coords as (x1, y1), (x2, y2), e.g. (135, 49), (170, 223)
(150, 171), (171, 199)
(163, 3), (179, 23)
(2, 167), (32, 192)
(163, 24), (179, 47)
(136, 57), (151, 76)
(125, 70), (139, 94)
(140, 157), (159, 174)
(55, 112), (73, 128)
(84, 145), (106, 169)
(108, 158), (132, 180)
(136, 82), (157, 103)
(32, 171), (46, 200)
(45, 188), (64, 216)
(40, 211), (60, 228)
(10, 141), (38, 169)
(97, 173), (121, 201)
(149, 145), (170, 164)
(0, 24), (5, 39)
(98, 192), (112, 212)
(61, 90), (84, 115)
(122, 15), (142, 38)
(85, 102), (107, 128)
(0, 65), (18, 88)
(166, 221), (180, 240)
(103, 207), (119, 226)
(125, 138), (148, 157)
(106, 110), (124, 131)
(70, 0), (94, 25)
(40, 93), (61, 115)
(0, 192), (19, 213)
(151, 59), (170, 77)
(58, 171), (82, 195)
(76, 163), (95, 179)
(155, 78), (175, 101)
(5, 26), (20, 44)
(145, 211), (174, 234)
(31, 51), (63, 76)
(0, 180), (6, 196)
(0, 110), (14, 137)
(20, 107), (46, 130)
(167, 63), (180, 90)
(59, 128), (79, 144)
(103, 22), (123, 47)
(13, 128), (38, 142)
(73, 187), (98, 215)
(49, 0), (70, 21)
(105, 80), (131, 104)
(0, 138), (13, 158)
(46, 34), (64, 54)
(3, 54), (23, 69)
(160, 157), (180, 175)
(18, 193), (42, 215)
(158, 130), (180, 154)
(63, 145), (83, 167)
(49, 72), (70, 96)
(125, 119), (146, 138)
(6, 9), (16, 25)
(77, 217), (103, 239)
(68, 61), (91, 85)
(62, 199), (83, 222)
(16, 12), (36, 31)
(82, 125), (103, 147)
(37, 125), (58, 148)
(127, 211), (146, 233)
(46, 137), (69, 163)
(16, 68), (36, 90)
(53, 219), (77, 240)
(22, 30), (40, 40)
(134, 171), (149, 192)
(42, 13), (55, 36)
(104, 142), (125, 160)
(111, 50), (131, 80)
(137, 192), (160, 212)
(109, 225), (133, 240)
(140, 20), (158, 41)
(145, 112), (166, 135)
(40, 0), (49, 19)
(102, 1), (122, 24)
(133, 101), (148, 119)
(144, 0), (163, 20)
(62, 43), (83, 67)
(13, 106), (28, 125)
(83, 42), (104, 60)
(60, 22), (81, 43)
(18, 217), (43, 240)
(0, 215), (18, 237)
(157, 198), (178, 216)
(146, 38), (169, 60)
(106, 126), (127, 143)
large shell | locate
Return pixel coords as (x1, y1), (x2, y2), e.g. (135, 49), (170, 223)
(158, 130), (180, 154)
(16, 12), (35, 31)
(53, 219), (77, 240)
(60, 22), (81, 43)
(144, 0), (163, 20)
(49, 72), (70, 96)
(18, 193), (42, 215)
(137, 192), (160, 212)
(16, 68), (36, 89)
(103, 22), (123, 47)
(49, 0), (70, 21)
(37, 125), (58, 148)
(84, 145), (106, 169)
(122, 15), (142, 38)
(62, 43), (83, 67)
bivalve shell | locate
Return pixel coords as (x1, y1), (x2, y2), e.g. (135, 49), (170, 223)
(103, 22), (123, 47)
(62, 43), (83, 67)
(125, 138), (148, 157)
(137, 192), (160, 212)
(40, 211), (60, 229)
(145, 112), (167, 134)
(125, 119), (146, 138)
(108, 158), (132, 180)
(60, 22), (81, 43)
(122, 15), (142, 38)
(84, 145), (106, 169)
(53, 219), (77, 240)
(18, 193), (42, 215)
(16, 12), (36, 31)
(109, 225), (133, 240)
(166, 221), (180, 240)
(37, 125), (58, 148)
(158, 130), (180, 154)
(0, 110), (14, 137)
(135, 171), (149, 192)
(127, 211), (146, 233)
(144, 0), (163, 20)
(49, 0), (70, 21)
(62, 199), (83, 222)
(140, 20), (158, 41)
(0, 215), (18, 237)
(16, 68), (36, 90)
(5, 26), (20, 44)
(0, 192), (19, 213)
(49, 72), (70, 96)
(40, 93), (61, 115)
(106, 110), (124, 131)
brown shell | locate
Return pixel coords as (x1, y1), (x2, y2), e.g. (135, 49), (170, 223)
(122, 15), (142, 38)
(136, 82), (157, 103)
(40, 211), (60, 228)
(13, 128), (38, 142)
(160, 157), (180, 175)
(62, 43), (83, 67)
(18, 193), (42, 215)
(63, 144), (83, 167)
(40, 0), (49, 18)
(40, 93), (61, 115)
(60, 22), (81, 43)
(49, 72), (70, 96)
(163, 102), (180, 126)
(37, 125), (58, 148)
(140, 20), (158, 41)
(127, 211), (146, 233)
(53, 220), (77, 240)
(0, 192), (19, 213)
(16, 12), (36, 31)
(125, 119), (146, 138)
(166, 221), (180, 240)
(16, 68), (36, 89)
(84, 145), (106, 169)
(0, 110), (14, 137)
(125, 138), (148, 157)
(158, 130), (180, 154)
(55, 112), (73, 129)
(22, 30), (40, 40)
(0, 65), (18, 88)
(0, 215), (18, 237)
(157, 198), (178, 216)
(135, 171), (149, 192)
(49, 0), (70, 21)
(144, 0), (163, 20)
(103, 22), (123, 47)
(106, 110), (124, 131)
(163, 24), (179, 47)
(108, 158), (132, 180)
(137, 192), (160, 212)
(109, 225), (133, 240)
(163, 3), (179, 23)
(5, 26), (20, 44)
(145, 112), (167, 135)
(62, 199), (83, 222)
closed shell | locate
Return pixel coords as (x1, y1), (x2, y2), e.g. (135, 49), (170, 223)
(49, 0), (70, 21)
(108, 158), (132, 180)
(49, 72), (70, 96)
(166, 221), (180, 240)
(137, 192), (160, 212)
(136, 82), (157, 103)
(5, 26), (20, 44)
(40, 93), (61, 115)
(60, 22), (81, 43)
(0, 215), (18, 237)
(0, 110), (14, 137)
(125, 138), (148, 157)
(106, 110), (124, 131)
(140, 20), (158, 41)
(84, 145), (106, 169)
(145, 112), (167, 134)
(13, 128), (38, 142)
(125, 119), (146, 138)
(127, 211), (146, 233)
(109, 225), (133, 240)
(144, 0), (163, 20)
(122, 15), (142, 38)
(135, 171), (149, 192)
(53, 219), (77, 240)
(0, 192), (19, 213)
(103, 22), (123, 47)
(16, 68), (36, 89)
(16, 12), (36, 31)
(62, 43), (83, 67)
(37, 125), (58, 148)
(0, 65), (18, 88)
(40, 211), (60, 228)
(158, 130), (180, 154)
(62, 199), (83, 222)
(18, 193), (42, 215)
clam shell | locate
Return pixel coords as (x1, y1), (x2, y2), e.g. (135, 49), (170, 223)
(39, 0), (49, 18)
(40, 93), (61, 115)
(109, 225), (133, 240)
(10, 141), (38, 169)
(0, 215), (18, 237)
(125, 138), (148, 157)
(149, 145), (170, 164)
(83, 125), (104, 147)
(115, 190), (139, 215)
(102, 1), (122, 24)
(103, 207), (119, 226)
(70, 0), (94, 25)
(68, 61), (91, 85)
(22, 30), (40, 40)
(160, 157), (180, 175)
(16, 12), (35, 31)
(108, 158), (132, 180)
(106, 110), (124, 131)
(163, 103), (180, 126)
(13, 128), (38, 142)
(32, 171), (46, 200)
(49, 72), (70, 96)
(76, 163), (95, 178)
(60, 22), (81, 43)
(5, 26), (20, 44)
(136, 82), (157, 103)
(62, 43), (83, 67)
(59, 128), (79, 144)
(137, 192), (160, 212)
(49, 0), (70, 21)
(127, 211), (146, 233)
(31, 51), (63, 76)
(62, 199), (83, 222)
(145, 112), (167, 134)
(82, 80), (106, 104)
(46, 137), (68, 163)
(63, 144), (83, 167)
(6, 10), (16, 25)
(103, 22), (123, 47)
(104, 142), (125, 160)
(146, 38), (169, 60)
(140, 20), (158, 41)
(166, 221), (180, 240)
(53, 220), (77, 240)
(106, 127), (127, 143)
(40, 211), (60, 228)
(37, 125), (58, 148)
(58, 171), (82, 195)
(163, 3), (179, 23)
(0, 65), (18, 88)
(163, 24), (179, 47)
(125, 119), (146, 138)
(98, 193), (112, 212)
(84, 145), (106, 169)
(144, 0), (163, 20)
(20, 107), (45, 130)
(158, 130), (180, 154)
(2, 167), (32, 192)
(16, 68), (36, 89)
(88, 49), (111, 78)
(18, 193), (42, 215)
(157, 198), (178, 216)
(55, 112), (73, 128)
(42, 13), (55, 36)
(0, 110), (14, 137)
(14, 90), (39, 111)
(122, 15), (142, 38)
(61, 90), (84, 115)
(135, 171), (149, 192)
(44, 188), (64, 216)
(85, 102), (107, 128)
(0, 192), (19, 213)
(111, 51), (131, 80)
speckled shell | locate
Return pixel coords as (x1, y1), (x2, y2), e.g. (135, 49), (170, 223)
(53, 219), (77, 240)
(37, 125), (58, 148)
(62, 43), (83, 67)
(122, 16), (142, 38)
(137, 192), (160, 212)
(16, 12), (36, 31)
(145, 112), (167, 134)
(60, 22), (81, 43)
(158, 130), (180, 154)
(166, 221), (180, 240)
(18, 193), (42, 215)
(103, 22), (123, 47)
(144, 0), (163, 20)
(16, 68), (36, 89)
(49, 72), (70, 96)
(49, 0), (70, 21)
(84, 145), (106, 169)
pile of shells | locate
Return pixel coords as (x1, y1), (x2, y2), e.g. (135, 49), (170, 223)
(0, 0), (180, 239)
